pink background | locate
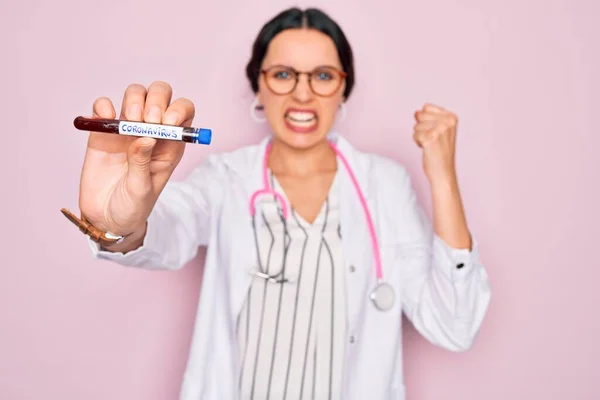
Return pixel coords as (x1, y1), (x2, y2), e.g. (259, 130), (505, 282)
(2, 0), (599, 399)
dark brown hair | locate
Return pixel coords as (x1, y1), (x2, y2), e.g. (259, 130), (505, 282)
(245, 7), (355, 99)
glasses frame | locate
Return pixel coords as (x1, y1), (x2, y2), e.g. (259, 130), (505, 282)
(260, 64), (347, 97)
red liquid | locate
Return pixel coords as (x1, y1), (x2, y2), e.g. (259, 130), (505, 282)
(73, 116), (201, 143)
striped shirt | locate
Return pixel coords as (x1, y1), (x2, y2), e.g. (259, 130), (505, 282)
(237, 171), (346, 399)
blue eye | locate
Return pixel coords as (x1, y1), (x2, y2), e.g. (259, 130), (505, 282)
(275, 71), (291, 79)
(315, 71), (333, 80)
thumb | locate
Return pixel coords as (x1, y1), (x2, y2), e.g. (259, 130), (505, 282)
(126, 138), (157, 194)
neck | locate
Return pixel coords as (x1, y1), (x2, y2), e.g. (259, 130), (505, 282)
(268, 138), (337, 177)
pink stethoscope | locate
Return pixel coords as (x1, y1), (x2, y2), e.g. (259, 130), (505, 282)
(249, 139), (395, 312)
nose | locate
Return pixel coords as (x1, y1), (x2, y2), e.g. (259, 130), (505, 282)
(292, 73), (314, 103)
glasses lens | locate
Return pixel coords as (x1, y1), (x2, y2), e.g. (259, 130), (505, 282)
(310, 67), (342, 96)
(265, 66), (297, 94)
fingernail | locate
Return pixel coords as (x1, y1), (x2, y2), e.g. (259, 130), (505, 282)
(145, 106), (162, 123)
(126, 104), (142, 121)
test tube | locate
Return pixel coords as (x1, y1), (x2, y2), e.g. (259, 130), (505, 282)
(73, 116), (212, 145)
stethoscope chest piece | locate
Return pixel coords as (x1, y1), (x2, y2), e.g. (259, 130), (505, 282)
(370, 281), (395, 311)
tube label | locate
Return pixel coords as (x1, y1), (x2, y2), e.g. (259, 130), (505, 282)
(118, 121), (184, 141)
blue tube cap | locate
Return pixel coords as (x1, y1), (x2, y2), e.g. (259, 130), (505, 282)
(196, 128), (212, 145)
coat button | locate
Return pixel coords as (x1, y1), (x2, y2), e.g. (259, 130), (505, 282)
(349, 335), (356, 344)
(456, 263), (465, 269)
(349, 265), (356, 273)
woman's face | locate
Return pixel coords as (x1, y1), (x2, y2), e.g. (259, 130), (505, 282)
(257, 28), (346, 150)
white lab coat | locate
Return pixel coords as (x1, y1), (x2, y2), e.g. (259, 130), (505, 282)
(88, 132), (491, 400)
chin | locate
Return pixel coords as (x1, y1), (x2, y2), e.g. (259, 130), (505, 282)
(281, 133), (326, 150)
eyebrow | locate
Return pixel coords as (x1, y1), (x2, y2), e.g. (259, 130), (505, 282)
(262, 64), (342, 71)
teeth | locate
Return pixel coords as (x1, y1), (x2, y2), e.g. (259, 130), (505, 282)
(287, 111), (316, 122)
(287, 119), (316, 128)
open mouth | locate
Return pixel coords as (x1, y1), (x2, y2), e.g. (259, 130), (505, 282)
(284, 109), (318, 132)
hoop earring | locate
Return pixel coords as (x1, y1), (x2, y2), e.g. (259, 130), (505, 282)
(337, 102), (347, 122)
(250, 97), (266, 123)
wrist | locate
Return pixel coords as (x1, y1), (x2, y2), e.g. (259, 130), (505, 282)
(101, 222), (148, 253)
(61, 208), (148, 253)
(428, 172), (459, 193)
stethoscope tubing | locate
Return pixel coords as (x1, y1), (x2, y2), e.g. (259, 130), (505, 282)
(249, 140), (383, 281)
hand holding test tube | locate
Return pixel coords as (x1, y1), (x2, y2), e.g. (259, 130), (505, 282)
(71, 82), (200, 252)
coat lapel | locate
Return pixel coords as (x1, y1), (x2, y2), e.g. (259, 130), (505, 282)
(330, 134), (377, 328)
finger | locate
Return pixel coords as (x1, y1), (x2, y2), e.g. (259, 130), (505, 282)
(445, 113), (459, 128)
(87, 96), (126, 153)
(88, 96), (119, 149)
(144, 81), (173, 124)
(163, 97), (195, 127)
(422, 103), (447, 114)
(429, 124), (452, 145)
(413, 130), (430, 148)
(152, 98), (190, 166)
(414, 127), (443, 147)
(415, 111), (443, 123)
(416, 112), (458, 130)
(92, 97), (116, 119)
(413, 121), (437, 133)
(432, 123), (449, 135)
(126, 137), (157, 194)
(120, 84), (147, 121)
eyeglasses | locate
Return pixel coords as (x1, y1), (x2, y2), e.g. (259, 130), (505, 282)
(260, 65), (347, 97)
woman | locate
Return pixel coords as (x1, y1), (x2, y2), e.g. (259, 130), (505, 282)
(63, 7), (491, 400)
